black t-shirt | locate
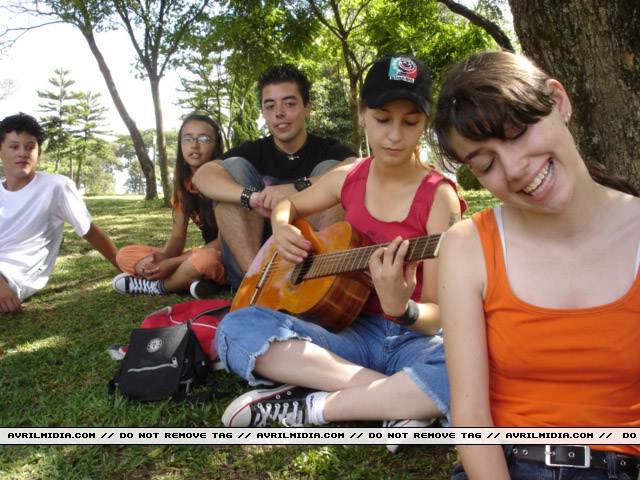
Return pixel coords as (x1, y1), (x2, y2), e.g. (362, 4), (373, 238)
(219, 134), (356, 183)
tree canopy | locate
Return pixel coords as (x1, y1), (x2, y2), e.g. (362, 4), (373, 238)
(3, 0), (636, 191)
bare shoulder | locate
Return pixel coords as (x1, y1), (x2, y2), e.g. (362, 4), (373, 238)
(441, 218), (481, 254)
(434, 179), (460, 204)
(610, 190), (640, 233)
(427, 179), (464, 231)
(438, 218), (486, 279)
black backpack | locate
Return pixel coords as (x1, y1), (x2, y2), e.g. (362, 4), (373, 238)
(110, 321), (212, 402)
(109, 304), (242, 403)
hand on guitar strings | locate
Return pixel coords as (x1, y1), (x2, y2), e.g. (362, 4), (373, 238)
(273, 222), (313, 264)
(369, 236), (420, 318)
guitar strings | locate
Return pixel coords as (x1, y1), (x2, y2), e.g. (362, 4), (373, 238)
(280, 236), (442, 277)
(258, 235), (442, 282)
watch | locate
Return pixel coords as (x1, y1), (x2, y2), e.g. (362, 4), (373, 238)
(294, 177), (312, 192)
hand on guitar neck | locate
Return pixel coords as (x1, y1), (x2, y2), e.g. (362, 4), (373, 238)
(231, 219), (444, 331)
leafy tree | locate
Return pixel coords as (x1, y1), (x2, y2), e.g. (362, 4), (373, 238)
(72, 90), (120, 193)
(1, 0), (158, 200)
(110, 0), (212, 205)
(298, 0), (502, 153)
(176, 0), (319, 149)
(37, 67), (80, 175)
(113, 130), (155, 194)
(306, 55), (356, 150)
(436, 0), (513, 51)
(177, 48), (260, 150)
(113, 129), (178, 195)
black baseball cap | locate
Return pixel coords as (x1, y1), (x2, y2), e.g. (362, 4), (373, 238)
(362, 54), (433, 115)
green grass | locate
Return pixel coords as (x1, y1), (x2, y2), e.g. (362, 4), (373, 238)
(0, 190), (500, 480)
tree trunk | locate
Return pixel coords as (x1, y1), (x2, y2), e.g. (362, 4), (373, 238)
(81, 30), (158, 200)
(347, 71), (362, 155)
(508, 0), (640, 190)
(150, 76), (172, 206)
(75, 160), (82, 190)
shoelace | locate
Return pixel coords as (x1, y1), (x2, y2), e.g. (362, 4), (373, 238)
(253, 401), (304, 427)
(127, 277), (161, 295)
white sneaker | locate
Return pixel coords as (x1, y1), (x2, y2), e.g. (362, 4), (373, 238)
(222, 384), (318, 427)
(382, 418), (436, 454)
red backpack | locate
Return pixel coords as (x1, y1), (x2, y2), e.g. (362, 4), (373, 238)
(140, 299), (231, 365)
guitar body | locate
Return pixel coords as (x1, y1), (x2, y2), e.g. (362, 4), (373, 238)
(231, 220), (374, 331)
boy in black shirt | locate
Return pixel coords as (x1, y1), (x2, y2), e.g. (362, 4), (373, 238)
(193, 64), (356, 288)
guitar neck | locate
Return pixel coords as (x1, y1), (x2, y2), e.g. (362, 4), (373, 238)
(304, 233), (444, 280)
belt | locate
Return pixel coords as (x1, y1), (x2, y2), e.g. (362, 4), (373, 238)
(510, 445), (640, 476)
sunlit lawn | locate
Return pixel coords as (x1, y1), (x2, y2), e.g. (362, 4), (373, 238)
(0, 190), (499, 480)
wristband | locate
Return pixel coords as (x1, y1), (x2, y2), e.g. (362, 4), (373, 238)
(240, 186), (257, 211)
(394, 299), (419, 326)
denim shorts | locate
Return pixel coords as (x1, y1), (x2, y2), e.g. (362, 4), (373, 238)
(215, 305), (451, 423)
(451, 445), (638, 480)
(217, 157), (340, 288)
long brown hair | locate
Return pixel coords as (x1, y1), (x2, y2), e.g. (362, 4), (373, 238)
(432, 51), (637, 196)
(173, 113), (224, 230)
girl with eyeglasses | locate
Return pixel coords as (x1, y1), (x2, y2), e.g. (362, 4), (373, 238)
(112, 113), (227, 298)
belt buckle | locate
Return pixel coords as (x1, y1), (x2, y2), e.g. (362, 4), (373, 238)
(545, 445), (591, 468)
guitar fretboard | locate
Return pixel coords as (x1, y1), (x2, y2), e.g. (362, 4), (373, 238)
(299, 233), (444, 280)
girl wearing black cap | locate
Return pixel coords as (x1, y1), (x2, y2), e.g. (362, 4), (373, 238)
(214, 54), (465, 446)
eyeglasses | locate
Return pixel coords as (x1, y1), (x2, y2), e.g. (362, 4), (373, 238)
(182, 135), (214, 145)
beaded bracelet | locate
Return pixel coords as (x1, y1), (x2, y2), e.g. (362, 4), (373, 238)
(240, 186), (257, 211)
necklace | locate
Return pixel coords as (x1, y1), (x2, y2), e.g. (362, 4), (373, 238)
(274, 138), (307, 161)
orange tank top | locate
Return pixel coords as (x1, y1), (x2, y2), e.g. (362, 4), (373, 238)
(473, 208), (640, 456)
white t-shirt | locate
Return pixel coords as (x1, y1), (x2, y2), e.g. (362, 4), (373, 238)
(0, 171), (93, 300)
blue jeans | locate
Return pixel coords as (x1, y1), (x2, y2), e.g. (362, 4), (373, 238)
(218, 157), (340, 288)
(451, 446), (637, 480)
(215, 305), (451, 424)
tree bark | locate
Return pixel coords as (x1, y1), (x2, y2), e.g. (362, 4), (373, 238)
(508, 0), (640, 190)
(150, 76), (172, 206)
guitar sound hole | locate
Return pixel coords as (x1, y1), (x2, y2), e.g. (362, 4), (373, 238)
(290, 255), (314, 285)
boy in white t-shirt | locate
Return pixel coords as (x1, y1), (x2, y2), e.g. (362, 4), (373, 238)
(0, 112), (120, 314)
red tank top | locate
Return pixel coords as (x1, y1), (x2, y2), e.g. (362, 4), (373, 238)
(341, 157), (465, 314)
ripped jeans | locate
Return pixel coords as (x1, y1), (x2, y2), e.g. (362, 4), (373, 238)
(215, 305), (451, 423)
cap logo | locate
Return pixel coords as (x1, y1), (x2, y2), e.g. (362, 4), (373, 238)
(388, 57), (417, 84)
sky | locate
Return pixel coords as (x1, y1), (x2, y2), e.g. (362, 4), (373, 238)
(0, 17), (188, 136)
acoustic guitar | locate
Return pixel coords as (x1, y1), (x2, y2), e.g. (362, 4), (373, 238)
(231, 219), (445, 331)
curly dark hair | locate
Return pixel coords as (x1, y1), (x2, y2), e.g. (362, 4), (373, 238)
(173, 113), (224, 230)
(257, 64), (312, 107)
(0, 112), (46, 147)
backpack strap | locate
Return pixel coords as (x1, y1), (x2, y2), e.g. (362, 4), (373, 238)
(187, 304), (231, 327)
